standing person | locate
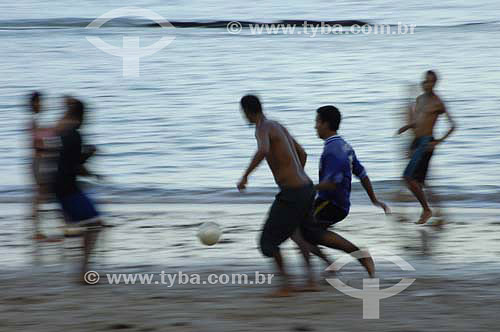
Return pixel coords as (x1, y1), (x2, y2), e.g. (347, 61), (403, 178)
(397, 70), (456, 224)
(237, 94), (316, 297)
(302, 105), (390, 277)
(53, 98), (102, 281)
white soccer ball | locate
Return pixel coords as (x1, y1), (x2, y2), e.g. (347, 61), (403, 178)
(197, 222), (222, 246)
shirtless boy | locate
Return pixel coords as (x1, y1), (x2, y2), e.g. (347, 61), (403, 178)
(398, 71), (456, 224)
(237, 95), (316, 296)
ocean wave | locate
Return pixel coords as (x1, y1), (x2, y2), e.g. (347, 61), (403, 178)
(0, 18), (368, 29)
(1, 181), (499, 205)
(0, 18), (498, 30)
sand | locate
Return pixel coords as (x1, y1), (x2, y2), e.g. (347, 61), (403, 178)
(1, 203), (500, 331)
(1, 265), (500, 332)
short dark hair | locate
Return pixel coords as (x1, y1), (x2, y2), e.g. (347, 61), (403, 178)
(69, 99), (85, 126)
(426, 70), (438, 81)
(240, 95), (262, 114)
(30, 91), (41, 104)
(317, 105), (341, 131)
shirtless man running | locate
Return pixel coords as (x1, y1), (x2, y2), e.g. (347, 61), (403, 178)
(398, 70), (456, 224)
(237, 95), (315, 296)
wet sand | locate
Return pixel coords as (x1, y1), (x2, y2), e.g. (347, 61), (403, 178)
(1, 203), (500, 331)
(1, 265), (500, 331)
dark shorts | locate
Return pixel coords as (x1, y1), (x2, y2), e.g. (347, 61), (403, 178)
(403, 136), (434, 184)
(260, 183), (315, 257)
(57, 191), (100, 226)
(301, 198), (348, 244)
(313, 198), (348, 227)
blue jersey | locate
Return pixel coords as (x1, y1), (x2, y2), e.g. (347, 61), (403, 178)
(318, 135), (367, 213)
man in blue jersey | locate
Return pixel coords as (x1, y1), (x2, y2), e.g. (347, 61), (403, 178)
(303, 105), (390, 277)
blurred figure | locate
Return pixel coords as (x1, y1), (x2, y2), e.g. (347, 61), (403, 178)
(53, 98), (102, 281)
(402, 83), (419, 154)
(237, 95), (315, 297)
(29, 91), (44, 240)
(302, 106), (390, 278)
(397, 70), (456, 224)
(393, 84), (419, 221)
(29, 91), (59, 241)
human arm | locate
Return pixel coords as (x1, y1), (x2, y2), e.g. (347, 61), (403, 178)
(314, 151), (342, 192)
(397, 123), (416, 135)
(352, 151), (390, 214)
(398, 97), (418, 135)
(360, 176), (391, 214)
(430, 105), (456, 149)
(80, 144), (97, 164)
(292, 138), (307, 168)
(314, 181), (337, 191)
(237, 125), (270, 191)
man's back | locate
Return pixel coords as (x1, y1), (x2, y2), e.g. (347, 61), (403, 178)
(261, 119), (310, 188)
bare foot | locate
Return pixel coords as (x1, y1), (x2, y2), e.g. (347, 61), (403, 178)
(359, 257), (376, 278)
(32, 233), (47, 241)
(416, 209), (433, 224)
(44, 236), (64, 243)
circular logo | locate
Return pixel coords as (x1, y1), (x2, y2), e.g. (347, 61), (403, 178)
(84, 271), (100, 285)
(227, 21), (243, 34)
(85, 7), (176, 77)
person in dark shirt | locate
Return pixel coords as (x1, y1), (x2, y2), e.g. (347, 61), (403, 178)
(54, 97), (102, 282)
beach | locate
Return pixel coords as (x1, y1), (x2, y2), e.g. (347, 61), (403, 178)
(1, 0), (500, 330)
(2, 202), (500, 331)
(2, 265), (500, 332)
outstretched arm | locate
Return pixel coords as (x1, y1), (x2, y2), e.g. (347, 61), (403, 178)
(351, 151), (390, 215)
(397, 122), (416, 135)
(398, 97), (418, 135)
(237, 126), (270, 191)
(360, 176), (391, 214)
